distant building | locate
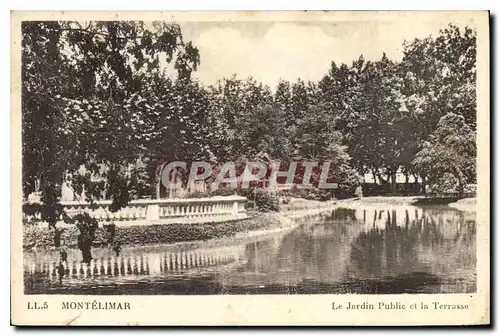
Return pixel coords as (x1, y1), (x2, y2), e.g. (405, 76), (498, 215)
(363, 171), (419, 184)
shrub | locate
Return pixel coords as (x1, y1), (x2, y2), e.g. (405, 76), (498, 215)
(280, 186), (334, 202)
(428, 173), (460, 195)
(464, 184), (477, 196)
(185, 187), (236, 198)
(23, 216), (280, 251)
(210, 187), (236, 197)
(303, 189), (332, 201)
(237, 188), (279, 212)
(184, 190), (211, 198)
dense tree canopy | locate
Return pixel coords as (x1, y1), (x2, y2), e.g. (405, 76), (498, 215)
(23, 21), (203, 220)
(22, 22), (477, 259)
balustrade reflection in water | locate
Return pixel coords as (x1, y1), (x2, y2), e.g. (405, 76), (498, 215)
(25, 245), (246, 281)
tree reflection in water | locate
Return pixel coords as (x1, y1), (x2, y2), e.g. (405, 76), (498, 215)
(348, 209), (426, 279)
(345, 207), (476, 292)
(265, 206), (475, 293)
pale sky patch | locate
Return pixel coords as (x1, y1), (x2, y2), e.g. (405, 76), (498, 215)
(174, 18), (476, 89)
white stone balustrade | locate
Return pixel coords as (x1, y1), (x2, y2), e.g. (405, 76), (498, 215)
(25, 196), (248, 227)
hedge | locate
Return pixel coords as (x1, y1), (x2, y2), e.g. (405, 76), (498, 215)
(23, 215), (282, 251)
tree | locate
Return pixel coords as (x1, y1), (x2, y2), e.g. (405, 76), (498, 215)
(207, 76), (275, 161)
(22, 21), (201, 261)
(331, 54), (413, 192)
(294, 103), (360, 198)
(274, 80), (293, 127)
(413, 113), (476, 195)
(400, 25), (476, 132)
(400, 24), (477, 192)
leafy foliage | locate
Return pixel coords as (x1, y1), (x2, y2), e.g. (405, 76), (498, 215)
(413, 113), (476, 194)
(22, 22), (477, 257)
(22, 21), (204, 260)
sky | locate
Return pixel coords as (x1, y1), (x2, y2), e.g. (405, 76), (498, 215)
(174, 17), (477, 89)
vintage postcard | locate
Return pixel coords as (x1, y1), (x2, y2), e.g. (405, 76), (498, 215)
(11, 11), (490, 326)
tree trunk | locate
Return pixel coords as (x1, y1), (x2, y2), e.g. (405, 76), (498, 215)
(412, 174), (418, 183)
(390, 172), (397, 194)
(377, 173), (389, 184)
(404, 173), (409, 195)
(156, 177), (161, 199)
(457, 181), (465, 196)
(453, 167), (465, 196)
(156, 162), (167, 199)
(421, 176), (427, 195)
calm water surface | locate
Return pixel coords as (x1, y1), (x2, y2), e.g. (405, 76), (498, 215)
(24, 204), (476, 294)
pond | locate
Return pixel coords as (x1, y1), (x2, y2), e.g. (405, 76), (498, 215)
(24, 204), (476, 295)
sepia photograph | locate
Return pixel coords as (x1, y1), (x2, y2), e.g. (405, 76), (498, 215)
(11, 10), (490, 326)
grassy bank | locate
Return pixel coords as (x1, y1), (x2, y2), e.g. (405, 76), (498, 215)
(447, 198), (476, 212)
(23, 213), (287, 251)
(282, 195), (477, 210)
(339, 196), (476, 206)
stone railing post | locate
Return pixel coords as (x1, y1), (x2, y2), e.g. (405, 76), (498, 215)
(146, 204), (160, 221)
(232, 201), (238, 216)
